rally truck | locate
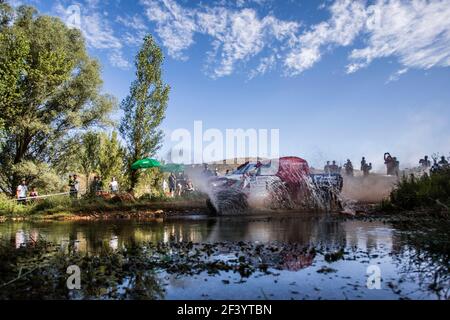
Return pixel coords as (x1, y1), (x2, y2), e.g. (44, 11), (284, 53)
(206, 157), (343, 215)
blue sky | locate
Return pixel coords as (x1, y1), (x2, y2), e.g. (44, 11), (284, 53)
(9, 0), (450, 169)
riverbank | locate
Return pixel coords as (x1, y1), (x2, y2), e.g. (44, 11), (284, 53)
(0, 197), (209, 222)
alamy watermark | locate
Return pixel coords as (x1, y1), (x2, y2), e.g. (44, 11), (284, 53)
(170, 121), (280, 165)
(64, 5), (81, 30)
(66, 265), (81, 290)
(366, 265), (382, 290)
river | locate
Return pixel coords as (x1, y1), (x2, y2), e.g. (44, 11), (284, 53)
(0, 213), (448, 300)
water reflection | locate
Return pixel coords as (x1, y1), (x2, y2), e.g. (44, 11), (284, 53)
(0, 215), (394, 254)
(0, 214), (448, 300)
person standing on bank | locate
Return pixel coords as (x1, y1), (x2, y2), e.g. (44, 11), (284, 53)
(16, 179), (28, 204)
(70, 175), (80, 199)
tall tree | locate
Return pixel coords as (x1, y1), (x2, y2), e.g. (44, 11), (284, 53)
(78, 132), (101, 190)
(120, 35), (170, 190)
(98, 131), (126, 188)
(0, 5), (115, 194)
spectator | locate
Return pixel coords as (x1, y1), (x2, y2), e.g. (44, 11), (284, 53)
(185, 179), (195, 193)
(97, 176), (104, 194)
(419, 156), (431, 170)
(168, 173), (176, 197)
(438, 156), (449, 167)
(162, 179), (169, 195)
(324, 161), (331, 174)
(109, 177), (119, 193)
(361, 157), (367, 171)
(344, 159), (354, 177)
(70, 175), (80, 198)
(362, 163), (373, 177)
(16, 179), (28, 204)
(329, 161), (340, 174)
(30, 187), (39, 199)
(176, 181), (183, 197)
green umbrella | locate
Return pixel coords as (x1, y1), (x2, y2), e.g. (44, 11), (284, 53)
(161, 163), (185, 173)
(131, 158), (162, 170)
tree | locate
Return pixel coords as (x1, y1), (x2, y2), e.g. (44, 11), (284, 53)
(56, 130), (127, 194)
(98, 131), (126, 189)
(78, 132), (101, 191)
(120, 35), (170, 190)
(0, 5), (115, 194)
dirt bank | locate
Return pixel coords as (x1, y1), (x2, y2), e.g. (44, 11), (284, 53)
(0, 200), (208, 222)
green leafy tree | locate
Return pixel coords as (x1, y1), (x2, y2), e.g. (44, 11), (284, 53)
(0, 5), (115, 194)
(120, 35), (170, 191)
(98, 131), (127, 190)
(78, 132), (101, 190)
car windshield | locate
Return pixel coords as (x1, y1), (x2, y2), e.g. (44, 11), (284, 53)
(233, 163), (257, 175)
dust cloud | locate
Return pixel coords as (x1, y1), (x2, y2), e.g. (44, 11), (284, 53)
(341, 173), (398, 203)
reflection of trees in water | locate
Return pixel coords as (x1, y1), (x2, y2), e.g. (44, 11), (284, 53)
(207, 215), (347, 245)
(0, 240), (166, 300)
(0, 220), (218, 254)
(393, 227), (449, 300)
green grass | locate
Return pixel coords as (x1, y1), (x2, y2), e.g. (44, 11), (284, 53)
(0, 192), (208, 220)
(386, 168), (450, 212)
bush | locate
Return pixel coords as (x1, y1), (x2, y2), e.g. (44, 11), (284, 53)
(0, 193), (28, 215)
(390, 168), (450, 210)
(31, 195), (73, 213)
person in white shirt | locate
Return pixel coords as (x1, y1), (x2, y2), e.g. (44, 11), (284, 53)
(109, 177), (119, 193)
(16, 180), (28, 204)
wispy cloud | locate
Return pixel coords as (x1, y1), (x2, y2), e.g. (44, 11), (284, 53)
(54, 0), (128, 69)
(386, 68), (408, 84)
(141, 0), (450, 79)
(347, 0), (450, 73)
(141, 0), (299, 78)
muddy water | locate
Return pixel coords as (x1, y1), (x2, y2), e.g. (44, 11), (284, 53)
(0, 214), (448, 300)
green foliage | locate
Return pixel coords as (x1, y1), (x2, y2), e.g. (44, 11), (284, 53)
(0, 2), (14, 28)
(98, 131), (127, 190)
(0, 5), (115, 194)
(12, 161), (65, 194)
(54, 130), (127, 191)
(0, 193), (28, 215)
(390, 169), (450, 210)
(120, 35), (170, 190)
(133, 168), (165, 199)
(78, 131), (102, 184)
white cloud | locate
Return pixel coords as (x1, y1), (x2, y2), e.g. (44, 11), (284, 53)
(285, 0), (367, 75)
(142, 0), (197, 60)
(386, 67), (408, 84)
(141, 0), (299, 78)
(109, 50), (131, 70)
(54, 1), (124, 67)
(347, 0), (450, 73)
(116, 15), (148, 31)
(248, 54), (276, 79)
(141, 0), (450, 79)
